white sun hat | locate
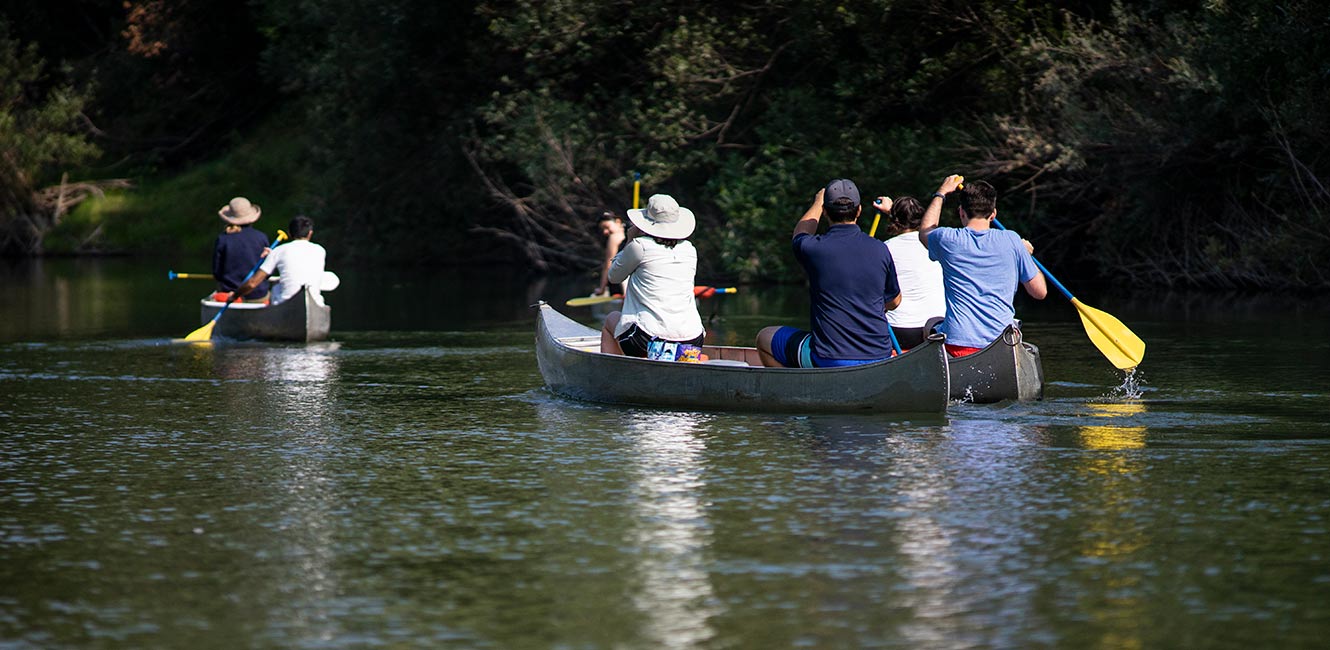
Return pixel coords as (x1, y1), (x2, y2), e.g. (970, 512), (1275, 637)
(626, 194), (696, 240)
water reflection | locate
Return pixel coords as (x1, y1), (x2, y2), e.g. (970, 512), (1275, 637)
(206, 342), (346, 641)
(892, 417), (1041, 645)
(1079, 402), (1147, 452)
(1075, 401), (1148, 649)
(621, 411), (721, 648)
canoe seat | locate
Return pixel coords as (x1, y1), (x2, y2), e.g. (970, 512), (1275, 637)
(559, 335), (601, 353)
(703, 359), (750, 367)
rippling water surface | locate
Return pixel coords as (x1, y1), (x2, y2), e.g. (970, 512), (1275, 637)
(2, 259), (1329, 648)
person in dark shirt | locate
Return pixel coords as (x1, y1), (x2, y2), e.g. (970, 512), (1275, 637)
(756, 179), (902, 367)
(212, 196), (270, 302)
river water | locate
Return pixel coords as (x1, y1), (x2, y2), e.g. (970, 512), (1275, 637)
(2, 258), (1328, 648)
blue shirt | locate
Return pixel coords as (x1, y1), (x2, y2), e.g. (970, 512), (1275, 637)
(793, 223), (900, 361)
(213, 226), (270, 298)
(926, 226), (1039, 348)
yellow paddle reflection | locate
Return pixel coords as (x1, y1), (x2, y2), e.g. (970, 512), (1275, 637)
(1076, 400), (1148, 650)
(1078, 402), (1147, 451)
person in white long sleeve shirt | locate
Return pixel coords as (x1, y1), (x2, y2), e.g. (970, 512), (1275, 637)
(600, 194), (705, 358)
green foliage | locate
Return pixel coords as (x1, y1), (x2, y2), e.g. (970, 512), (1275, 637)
(0, 20), (99, 254)
(10, 0), (1330, 288)
(964, 1), (1330, 288)
(50, 113), (313, 258)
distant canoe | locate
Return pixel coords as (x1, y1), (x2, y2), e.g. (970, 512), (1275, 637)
(534, 302), (949, 413)
(948, 325), (1044, 403)
(199, 286), (330, 342)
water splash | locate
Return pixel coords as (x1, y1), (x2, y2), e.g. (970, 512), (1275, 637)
(1106, 368), (1145, 400)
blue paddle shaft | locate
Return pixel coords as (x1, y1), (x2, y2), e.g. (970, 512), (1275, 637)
(211, 233), (285, 322)
(992, 218), (1074, 301)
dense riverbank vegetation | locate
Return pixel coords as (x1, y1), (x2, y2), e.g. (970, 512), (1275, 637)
(2, 1), (1327, 289)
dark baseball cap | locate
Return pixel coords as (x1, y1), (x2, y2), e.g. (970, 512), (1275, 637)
(824, 178), (861, 206)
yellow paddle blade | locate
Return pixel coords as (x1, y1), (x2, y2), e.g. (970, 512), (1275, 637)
(1071, 298), (1146, 370)
(566, 294), (621, 307)
(183, 319), (216, 342)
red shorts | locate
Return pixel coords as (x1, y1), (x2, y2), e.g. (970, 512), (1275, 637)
(945, 343), (983, 358)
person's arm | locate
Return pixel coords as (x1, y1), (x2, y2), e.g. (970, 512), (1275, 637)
(607, 237), (644, 285)
(918, 174), (964, 247)
(1016, 237), (1048, 299)
(212, 238), (225, 283)
(794, 188), (825, 239)
(233, 269), (269, 299)
(1022, 273), (1048, 300)
(884, 254), (902, 311)
(596, 229), (626, 294)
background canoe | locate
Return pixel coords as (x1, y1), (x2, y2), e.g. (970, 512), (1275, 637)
(535, 302), (949, 414)
(948, 325), (1044, 403)
(199, 286), (330, 342)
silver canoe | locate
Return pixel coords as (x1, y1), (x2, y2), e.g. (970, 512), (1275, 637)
(199, 286), (331, 342)
(535, 302), (949, 413)
(947, 325), (1044, 403)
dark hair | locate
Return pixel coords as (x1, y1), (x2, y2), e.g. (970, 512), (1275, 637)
(649, 236), (683, 249)
(882, 196), (925, 239)
(958, 181), (997, 220)
(598, 211), (620, 223)
(288, 215), (314, 239)
(824, 199), (859, 223)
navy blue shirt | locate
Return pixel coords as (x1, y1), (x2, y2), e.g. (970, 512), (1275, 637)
(793, 223), (900, 360)
(213, 226), (270, 298)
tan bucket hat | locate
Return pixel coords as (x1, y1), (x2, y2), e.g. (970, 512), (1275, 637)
(218, 197), (262, 225)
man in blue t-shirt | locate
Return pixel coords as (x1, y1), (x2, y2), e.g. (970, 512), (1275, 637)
(756, 179), (902, 367)
(918, 175), (1047, 357)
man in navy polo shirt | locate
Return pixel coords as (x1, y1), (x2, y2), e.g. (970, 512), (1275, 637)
(756, 179), (902, 367)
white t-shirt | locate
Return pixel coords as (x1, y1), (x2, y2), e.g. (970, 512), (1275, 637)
(260, 239), (326, 305)
(885, 232), (945, 328)
(608, 237), (704, 341)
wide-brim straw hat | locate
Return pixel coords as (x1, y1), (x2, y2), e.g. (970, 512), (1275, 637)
(218, 197), (261, 225)
(626, 193), (695, 240)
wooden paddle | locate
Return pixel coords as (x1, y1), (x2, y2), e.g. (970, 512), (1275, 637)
(182, 230), (288, 342)
(993, 218), (1145, 370)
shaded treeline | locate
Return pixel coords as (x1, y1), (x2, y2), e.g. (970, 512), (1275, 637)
(2, 0), (1327, 289)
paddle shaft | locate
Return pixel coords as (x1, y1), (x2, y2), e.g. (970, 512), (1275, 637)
(216, 234), (284, 310)
(170, 272), (302, 284)
(992, 219), (1072, 299)
(991, 218), (1145, 369)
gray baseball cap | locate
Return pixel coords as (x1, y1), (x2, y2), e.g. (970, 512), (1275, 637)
(824, 178), (861, 206)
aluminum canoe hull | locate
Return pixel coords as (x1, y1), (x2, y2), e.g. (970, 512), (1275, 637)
(199, 286), (331, 342)
(947, 325), (1044, 403)
(535, 302), (949, 414)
